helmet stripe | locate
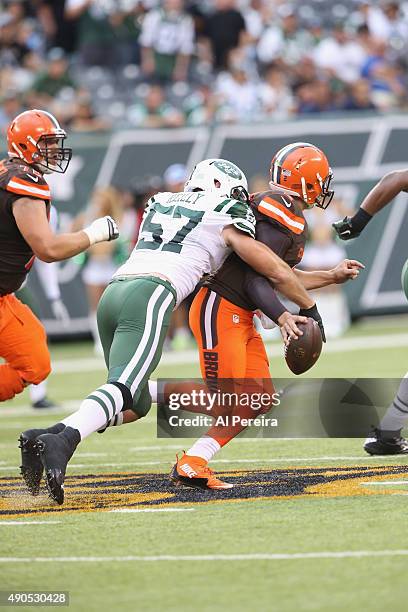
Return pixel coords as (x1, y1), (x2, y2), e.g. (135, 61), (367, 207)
(275, 142), (313, 167)
(37, 109), (62, 131)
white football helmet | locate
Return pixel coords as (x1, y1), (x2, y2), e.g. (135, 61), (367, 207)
(185, 158), (249, 202)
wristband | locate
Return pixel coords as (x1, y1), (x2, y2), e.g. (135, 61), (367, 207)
(351, 207), (372, 233)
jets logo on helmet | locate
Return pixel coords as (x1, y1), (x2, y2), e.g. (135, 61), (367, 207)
(270, 142), (334, 209)
(213, 160), (243, 180)
(7, 109), (72, 174)
(185, 158), (249, 203)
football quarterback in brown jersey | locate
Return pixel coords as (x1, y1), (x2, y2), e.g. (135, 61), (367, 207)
(171, 142), (364, 490)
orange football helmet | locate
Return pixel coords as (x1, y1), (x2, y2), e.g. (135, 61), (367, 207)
(270, 142), (334, 209)
(7, 109), (72, 174)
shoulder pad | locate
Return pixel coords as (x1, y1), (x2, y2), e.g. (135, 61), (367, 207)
(3, 158), (50, 201)
(252, 190), (305, 235)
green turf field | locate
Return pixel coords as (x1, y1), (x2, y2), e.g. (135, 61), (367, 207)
(1, 318), (408, 611)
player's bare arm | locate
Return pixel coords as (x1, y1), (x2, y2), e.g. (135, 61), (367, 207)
(293, 259), (365, 289)
(333, 170), (408, 240)
(222, 225), (315, 309)
(13, 197), (119, 262)
(360, 169), (408, 216)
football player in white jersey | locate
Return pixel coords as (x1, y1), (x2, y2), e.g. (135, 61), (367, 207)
(19, 158), (320, 504)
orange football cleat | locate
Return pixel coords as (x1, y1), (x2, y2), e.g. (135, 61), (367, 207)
(170, 452), (233, 490)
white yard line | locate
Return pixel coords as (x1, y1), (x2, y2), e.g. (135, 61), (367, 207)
(1, 550), (408, 563)
(0, 412), (155, 423)
(362, 480), (408, 486)
(75, 453), (108, 458)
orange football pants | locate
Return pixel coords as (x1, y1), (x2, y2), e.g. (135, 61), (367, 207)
(189, 287), (274, 445)
(0, 294), (51, 401)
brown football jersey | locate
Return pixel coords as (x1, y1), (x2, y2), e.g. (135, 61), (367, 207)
(204, 188), (308, 311)
(0, 157), (51, 296)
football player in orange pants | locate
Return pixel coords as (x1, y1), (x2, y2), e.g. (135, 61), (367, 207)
(172, 143), (363, 489)
(0, 295), (51, 401)
(0, 109), (119, 404)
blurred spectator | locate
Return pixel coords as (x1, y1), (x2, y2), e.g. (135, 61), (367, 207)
(216, 61), (259, 122)
(183, 81), (226, 125)
(295, 79), (337, 114)
(64, 0), (116, 67)
(163, 163), (187, 192)
(361, 38), (405, 110)
(140, 0), (194, 82)
(257, 6), (313, 68)
(72, 186), (129, 355)
(359, 1), (408, 45)
(126, 174), (163, 247)
(30, 47), (77, 103)
(109, 2), (145, 66)
(343, 79), (377, 111)
(0, 91), (23, 135)
(0, 11), (30, 67)
(37, 0), (78, 53)
(242, 0), (271, 44)
(204, 0), (246, 71)
(68, 93), (111, 131)
(127, 83), (184, 127)
(313, 23), (368, 83)
(258, 63), (294, 118)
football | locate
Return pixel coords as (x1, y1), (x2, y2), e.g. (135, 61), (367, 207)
(284, 317), (323, 375)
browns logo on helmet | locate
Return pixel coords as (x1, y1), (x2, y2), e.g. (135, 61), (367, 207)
(7, 109), (72, 174)
(270, 142), (334, 209)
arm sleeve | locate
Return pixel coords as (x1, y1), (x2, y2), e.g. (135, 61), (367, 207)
(243, 220), (292, 323)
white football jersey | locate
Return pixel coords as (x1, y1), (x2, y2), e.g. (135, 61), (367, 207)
(114, 190), (255, 304)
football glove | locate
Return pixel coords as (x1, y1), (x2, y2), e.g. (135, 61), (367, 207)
(84, 216), (119, 245)
(299, 304), (326, 343)
(332, 208), (372, 241)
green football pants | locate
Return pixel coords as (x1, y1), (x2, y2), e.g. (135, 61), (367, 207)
(97, 276), (176, 417)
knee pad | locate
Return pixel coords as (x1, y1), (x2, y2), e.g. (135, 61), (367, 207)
(0, 364), (25, 401)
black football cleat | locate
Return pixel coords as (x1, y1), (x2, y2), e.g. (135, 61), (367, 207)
(18, 423), (65, 495)
(19, 428), (49, 495)
(364, 428), (408, 455)
(35, 427), (80, 505)
(32, 397), (59, 410)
